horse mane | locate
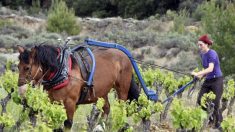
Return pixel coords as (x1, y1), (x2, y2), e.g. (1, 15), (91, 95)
(19, 49), (30, 64)
(33, 44), (59, 72)
(19, 44), (78, 73)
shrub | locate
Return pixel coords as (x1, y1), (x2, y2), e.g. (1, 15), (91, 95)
(172, 9), (189, 34)
(0, 19), (13, 28)
(47, 0), (81, 35)
(20, 32), (62, 47)
(157, 32), (196, 51)
(171, 51), (198, 72)
(221, 116), (235, 131)
(0, 35), (19, 49)
(28, 0), (41, 15)
(0, 25), (32, 39)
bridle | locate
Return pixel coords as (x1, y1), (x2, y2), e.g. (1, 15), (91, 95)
(18, 61), (49, 87)
(18, 45), (85, 89)
(32, 65), (43, 80)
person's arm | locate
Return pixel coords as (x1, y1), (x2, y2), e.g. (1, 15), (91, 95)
(191, 63), (214, 79)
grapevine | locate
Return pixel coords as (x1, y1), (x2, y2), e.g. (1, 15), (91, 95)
(221, 116), (235, 131)
(170, 99), (207, 131)
(1, 66), (235, 131)
(222, 79), (235, 100)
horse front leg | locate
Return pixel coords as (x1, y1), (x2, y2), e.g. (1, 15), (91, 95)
(64, 98), (77, 129)
(101, 96), (110, 120)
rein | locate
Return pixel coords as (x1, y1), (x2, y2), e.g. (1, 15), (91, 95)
(131, 57), (191, 76)
(31, 68), (49, 86)
(18, 65), (48, 86)
(29, 56), (49, 86)
(32, 66), (42, 80)
(76, 46), (190, 76)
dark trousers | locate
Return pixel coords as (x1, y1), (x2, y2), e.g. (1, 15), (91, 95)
(197, 77), (223, 126)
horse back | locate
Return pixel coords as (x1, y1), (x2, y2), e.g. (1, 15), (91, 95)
(92, 48), (132, 76)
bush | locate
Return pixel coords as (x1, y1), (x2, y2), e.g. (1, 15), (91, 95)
(0, 25), (32, 39)
(47, 0), (81, 35)
(172, 9), (189, 34)
(0, 19), (13, 28)
(0, 35), (19, 49)
(171, 51), (198, 72)
(157, 32), (197, 51)
(20, 32), (62, 47)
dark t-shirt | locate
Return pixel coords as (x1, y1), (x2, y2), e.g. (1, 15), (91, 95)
(201, 49), (222, 79)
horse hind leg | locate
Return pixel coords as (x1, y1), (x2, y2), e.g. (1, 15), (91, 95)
(115, 73), (132, 101)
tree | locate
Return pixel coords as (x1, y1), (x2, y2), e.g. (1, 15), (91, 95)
(46, 0), (80, 35)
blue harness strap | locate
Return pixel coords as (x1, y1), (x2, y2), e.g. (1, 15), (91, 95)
(84, 38), (158, 101)
(162, 78), (197, 104)
(71, 45), (96, 87)
(71, 46), (96, 104)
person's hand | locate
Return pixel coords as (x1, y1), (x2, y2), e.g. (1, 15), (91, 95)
(191, 71), (203, 80)
(196, 74), (204, 80)
(191, 71), (197, 76)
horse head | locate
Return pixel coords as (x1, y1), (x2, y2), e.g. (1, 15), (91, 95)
(17, 45), (59, 96)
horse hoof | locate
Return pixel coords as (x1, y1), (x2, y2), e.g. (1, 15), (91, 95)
(64, 119), (73, 128)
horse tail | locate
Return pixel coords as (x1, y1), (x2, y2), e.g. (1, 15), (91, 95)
(128, 75), (140, 101)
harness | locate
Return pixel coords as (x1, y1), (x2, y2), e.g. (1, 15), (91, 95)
(73, 51), (90, 81)
(41, 45), (95, 104)
(71, 46), (95, 104)
(42, 48), (72, 90)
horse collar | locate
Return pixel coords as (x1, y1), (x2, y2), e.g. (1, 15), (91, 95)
(42, 48), (72, 90)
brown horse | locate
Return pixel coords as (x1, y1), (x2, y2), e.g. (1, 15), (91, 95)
(17, 44), (140, 129)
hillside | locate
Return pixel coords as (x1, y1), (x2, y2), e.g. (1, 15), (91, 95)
(0, 7), (198, 74)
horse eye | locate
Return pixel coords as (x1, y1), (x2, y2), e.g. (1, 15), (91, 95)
(24, 67), (30, 71)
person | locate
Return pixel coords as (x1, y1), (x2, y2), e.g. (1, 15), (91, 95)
(191, 34), (223, 129)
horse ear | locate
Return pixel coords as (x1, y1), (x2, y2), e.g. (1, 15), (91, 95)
(31, 47), (36, 57)
(17, 45), (25, 53)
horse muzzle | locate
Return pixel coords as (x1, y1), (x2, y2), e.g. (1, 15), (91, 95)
(18, 84), (27, 96)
